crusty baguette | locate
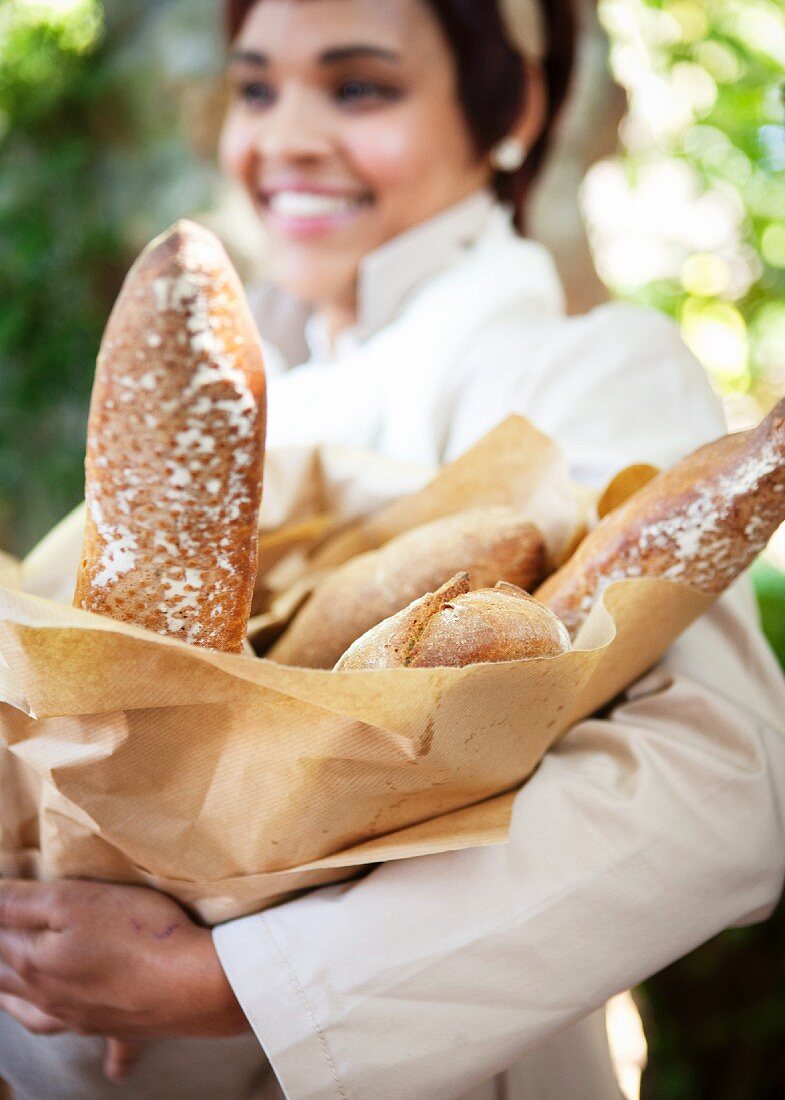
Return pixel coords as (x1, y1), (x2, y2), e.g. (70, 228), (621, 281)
(536, 397), (785, 638)
(335, 573), (570, 670)
(268, 507), (548, 668)
(73, 219), (266, 653)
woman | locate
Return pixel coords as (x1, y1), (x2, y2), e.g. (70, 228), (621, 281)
(1, 2), (784, 1098)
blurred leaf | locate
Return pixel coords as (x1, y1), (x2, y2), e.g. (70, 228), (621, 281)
(752, 557), (785, 672)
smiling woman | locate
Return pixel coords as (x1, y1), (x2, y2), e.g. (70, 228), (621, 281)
(225, 0), (574, 218)
(219, 0), (554, 341)
(2, 3), (785, 1100)
(222, 3), (482, 330)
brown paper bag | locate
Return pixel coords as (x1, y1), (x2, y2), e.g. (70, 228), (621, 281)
(0, 552), (42, 880)
(0, 417), (712, 924)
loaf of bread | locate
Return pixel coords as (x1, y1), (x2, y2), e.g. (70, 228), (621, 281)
(536, 397), (785, 638)
(335, 573), (570, 670)
(73, 220), (267, 653)
(268, 507), (548, 668)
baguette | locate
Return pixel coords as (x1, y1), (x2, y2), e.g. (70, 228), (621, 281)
(335, 573), (570, 670)
(74, 220), (266, 653)
(268, 507), (547, 668)
(536, 397), (785, 638)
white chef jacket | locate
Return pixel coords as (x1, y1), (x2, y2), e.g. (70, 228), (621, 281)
(2, 193), (784, 1100)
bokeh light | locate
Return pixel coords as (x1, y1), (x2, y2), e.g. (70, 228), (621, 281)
(761, 223), (785, 268)
(0, 0), (102, 51)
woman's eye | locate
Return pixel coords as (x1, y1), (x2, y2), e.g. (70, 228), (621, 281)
(336, 81), (399, 107)
(236, 81), (275, 107)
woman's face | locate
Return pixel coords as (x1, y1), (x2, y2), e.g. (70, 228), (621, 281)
(220, 0), (491, 312)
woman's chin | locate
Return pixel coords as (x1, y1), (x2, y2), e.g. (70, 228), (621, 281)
(272, 264), (358, 312)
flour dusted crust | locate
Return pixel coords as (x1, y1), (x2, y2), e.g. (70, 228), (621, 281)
(335, 574), (571, 670)
(269, 507), (548, 668)
(74, 220), (267, 653)
(536, 397), (785, 638)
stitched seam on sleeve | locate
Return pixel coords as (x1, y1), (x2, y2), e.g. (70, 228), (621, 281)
(262, 916), (349, 1099)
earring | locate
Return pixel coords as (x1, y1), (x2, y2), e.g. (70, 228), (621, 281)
(491, 137), (527, 173)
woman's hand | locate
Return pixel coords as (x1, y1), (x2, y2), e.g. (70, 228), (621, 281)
(0, 880), (249, 1047)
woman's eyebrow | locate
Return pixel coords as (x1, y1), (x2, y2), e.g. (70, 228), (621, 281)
(228, 44), (401, 68)
(229, 49), (269, 67)
(318, 45), (401, 65)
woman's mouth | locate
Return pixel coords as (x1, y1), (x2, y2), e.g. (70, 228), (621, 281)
(261, 190), (373, 237)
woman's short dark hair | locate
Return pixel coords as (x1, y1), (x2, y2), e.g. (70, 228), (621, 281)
(225, 0), (576, 233)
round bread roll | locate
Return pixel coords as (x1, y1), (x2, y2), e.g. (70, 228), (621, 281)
(269, 507), (548, 668)
(335, 573), (571, 670)
(73, 220), (267, 653)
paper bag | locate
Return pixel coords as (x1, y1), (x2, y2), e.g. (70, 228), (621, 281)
(0, 417), (712, 923)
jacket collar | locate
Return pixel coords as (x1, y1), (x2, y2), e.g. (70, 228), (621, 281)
(305, 189), (498, 362)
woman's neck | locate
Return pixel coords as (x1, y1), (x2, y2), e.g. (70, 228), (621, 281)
(313, 297), (358, 352)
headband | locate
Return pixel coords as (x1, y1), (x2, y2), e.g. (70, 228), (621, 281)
(498, 0), (548, 62)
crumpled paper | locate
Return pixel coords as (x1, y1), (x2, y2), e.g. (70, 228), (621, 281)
(0, 416), (712, 924)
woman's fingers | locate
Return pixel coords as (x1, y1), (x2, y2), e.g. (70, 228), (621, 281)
(0, 961), (26, 997)
(0, 927), (43, 978)
(103, 1037), (146, 1082)
(0, 881), (64, 931)
(0, 991), (66, 1035)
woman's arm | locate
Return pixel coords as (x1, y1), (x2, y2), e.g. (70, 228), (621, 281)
(3, 584), (781, 1096)
(213, 580), (785, 1099)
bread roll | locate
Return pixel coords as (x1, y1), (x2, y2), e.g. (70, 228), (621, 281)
(268, 507), (548, 668)
(74, 220), (266, 653)
(335, 573), (571, 670)
(536, 397), (785, 638)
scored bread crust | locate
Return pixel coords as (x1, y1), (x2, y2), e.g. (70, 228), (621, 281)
(536, 397), (785, 638)
(73, 220), (266, 653)
(335, 574), (571, 670)
(269, 507), (548, 668)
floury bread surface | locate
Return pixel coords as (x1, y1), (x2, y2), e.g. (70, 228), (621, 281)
(335, 573), (571, 670)
(269, 507), (548, 668)
(74, 220), (267, 653)
(536, 396), (785, 638)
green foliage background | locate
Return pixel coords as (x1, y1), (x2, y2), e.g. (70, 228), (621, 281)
(598, 0), (785, 412)
(0, 0), (116, 552)
(0, 2), (783, 1098)
(0, 0), (219, 554)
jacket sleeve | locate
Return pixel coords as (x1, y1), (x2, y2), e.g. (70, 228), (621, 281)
(443, 302), (728, 482)
(213, 305), (785, 1099)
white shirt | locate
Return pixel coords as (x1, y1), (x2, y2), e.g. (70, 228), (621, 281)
(3, 195), (783, 1100)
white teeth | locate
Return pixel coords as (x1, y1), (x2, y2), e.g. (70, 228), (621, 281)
(268, 191), (363, 218)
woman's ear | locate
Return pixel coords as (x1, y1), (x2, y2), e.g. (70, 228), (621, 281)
(518, 60), (548, 149)
(490, 61), (547, 172)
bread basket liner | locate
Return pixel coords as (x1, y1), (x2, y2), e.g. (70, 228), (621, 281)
(0, 416), (712, 925)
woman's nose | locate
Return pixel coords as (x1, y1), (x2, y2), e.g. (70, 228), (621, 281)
(254, 87), (333, 163)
